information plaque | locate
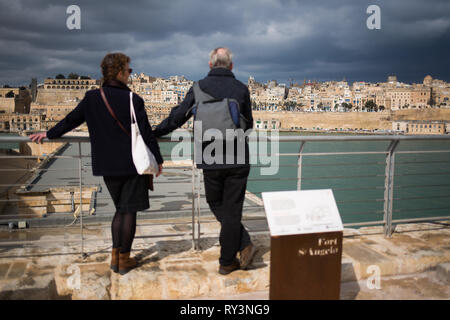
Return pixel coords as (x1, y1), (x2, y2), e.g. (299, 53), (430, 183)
(262, 189), (343, 236)
(262, 189), (344, 300)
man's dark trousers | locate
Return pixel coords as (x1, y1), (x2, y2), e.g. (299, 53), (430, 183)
(203, 166), (251, 266)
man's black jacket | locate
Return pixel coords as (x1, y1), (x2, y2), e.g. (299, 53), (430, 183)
(46, 80), (163, 176)
(153, 67), (254, 169)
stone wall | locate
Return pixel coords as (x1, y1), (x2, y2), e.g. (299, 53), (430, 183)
(0, 98), (15, 113)
(0, 153), (37, 214)
(35, 89), (89, 105)
(0, 88), (20, 97)
(252, 109), (450, 131)
(252, 111), (392, 130)
(391, 109), (450, 121)
(15, 187), (97, 218)
(20, 141), (65, 158)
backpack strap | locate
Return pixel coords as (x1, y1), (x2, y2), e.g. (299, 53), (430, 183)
(192, 82), (215, 104)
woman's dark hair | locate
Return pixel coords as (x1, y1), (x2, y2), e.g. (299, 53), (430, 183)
(101, 53), (130, 82)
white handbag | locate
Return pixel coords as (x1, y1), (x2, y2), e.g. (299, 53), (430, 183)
(129, 92), (159, 175)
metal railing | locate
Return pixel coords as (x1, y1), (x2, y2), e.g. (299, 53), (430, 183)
(273, 134), (450, 237)
(1, 134), (450, 257)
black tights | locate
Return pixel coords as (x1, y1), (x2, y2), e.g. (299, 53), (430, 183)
(111, 211), (137, 253)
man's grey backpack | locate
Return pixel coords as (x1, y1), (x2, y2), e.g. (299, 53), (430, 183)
(189, 82), (248, 141)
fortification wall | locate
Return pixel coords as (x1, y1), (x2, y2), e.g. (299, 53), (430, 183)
(35, 89), (90, 105)
(252, 109), (450, 131)
(0, 98), (15, 113)
(252, 111), (392, 130)
(391, 109), (450, 121)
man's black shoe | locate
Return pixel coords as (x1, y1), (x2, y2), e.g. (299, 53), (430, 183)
(218, 259), (240, 275)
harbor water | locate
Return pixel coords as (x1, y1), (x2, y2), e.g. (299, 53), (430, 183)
(159, 131), (450, 226)
(1, 132), (449, 226)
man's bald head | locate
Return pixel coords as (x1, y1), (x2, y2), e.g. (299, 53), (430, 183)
(209, 47), (233, 70)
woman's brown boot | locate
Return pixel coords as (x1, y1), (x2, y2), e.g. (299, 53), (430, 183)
(119, 252), (137, 275)
(110, 248), (120, 273)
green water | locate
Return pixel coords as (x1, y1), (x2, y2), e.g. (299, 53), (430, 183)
(159, 132), (450, 225)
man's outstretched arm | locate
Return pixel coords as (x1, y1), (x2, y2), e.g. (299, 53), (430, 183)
(153, 87), (195, 137)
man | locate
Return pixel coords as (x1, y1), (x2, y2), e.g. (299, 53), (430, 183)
(153, 47), (257, 275)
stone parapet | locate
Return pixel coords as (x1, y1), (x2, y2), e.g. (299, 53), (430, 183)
(0, 220), (449, 299)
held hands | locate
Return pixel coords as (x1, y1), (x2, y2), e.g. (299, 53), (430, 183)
(29, 132), (47, 144)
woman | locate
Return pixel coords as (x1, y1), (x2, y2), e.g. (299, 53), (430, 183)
(30, 53), (163, 275)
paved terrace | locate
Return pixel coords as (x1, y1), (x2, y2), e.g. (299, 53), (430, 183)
(5, 141), (263, 226)
(0, 139), (449, 299)
(0, 219), (449, 299)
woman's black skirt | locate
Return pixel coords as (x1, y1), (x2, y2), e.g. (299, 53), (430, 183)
(103, 175), (150, 213)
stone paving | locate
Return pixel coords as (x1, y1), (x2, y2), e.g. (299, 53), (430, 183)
(0, 219), (449, 300)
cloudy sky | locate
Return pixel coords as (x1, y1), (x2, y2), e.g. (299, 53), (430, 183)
(0, 0), (449, 86)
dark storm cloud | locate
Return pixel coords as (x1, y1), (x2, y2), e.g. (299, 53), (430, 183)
(0, 0), (449, 86)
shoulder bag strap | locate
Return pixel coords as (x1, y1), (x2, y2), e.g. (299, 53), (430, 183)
(129, 91), (138, 125)
(100, 87), (130, 137)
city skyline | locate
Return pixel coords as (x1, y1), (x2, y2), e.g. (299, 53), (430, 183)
(0, 71), (446, 89)
(0, 0), (449, 86)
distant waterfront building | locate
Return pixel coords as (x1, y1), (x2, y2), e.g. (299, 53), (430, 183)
(14, 88), (32, 114)
(30, 104), (77, 121)
(0, 96), (16, 114)
(392, 120), (448, 135)
(388, 75), (398, 84)
(254, 118), (280, 130)
(248, 76), (255, 86)
(43, 78), (99, 90)
(36, 78), (99, 105)
(0, 114), (10, 131)
(8, 114), (46, 132)
(0, 88), (20, 98)
(423, 75), (433, 86)
(267, 80), (278, 89)
(30, 78), (37, 102)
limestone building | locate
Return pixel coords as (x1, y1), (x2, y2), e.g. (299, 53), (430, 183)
(392, 120), (448, 134)
(43, 78), (99, 90)
(0, 88), (20, 97)
(30, 104), (77, 121)
(8, 114), (46, 132)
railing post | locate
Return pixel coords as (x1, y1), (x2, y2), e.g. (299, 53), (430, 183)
(191, 160), (197, 250)
(78, 142), (86, 258)
(384, 140), (399, 238)
(196, 169), (201, 250)
(297, 141), (305, 190)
